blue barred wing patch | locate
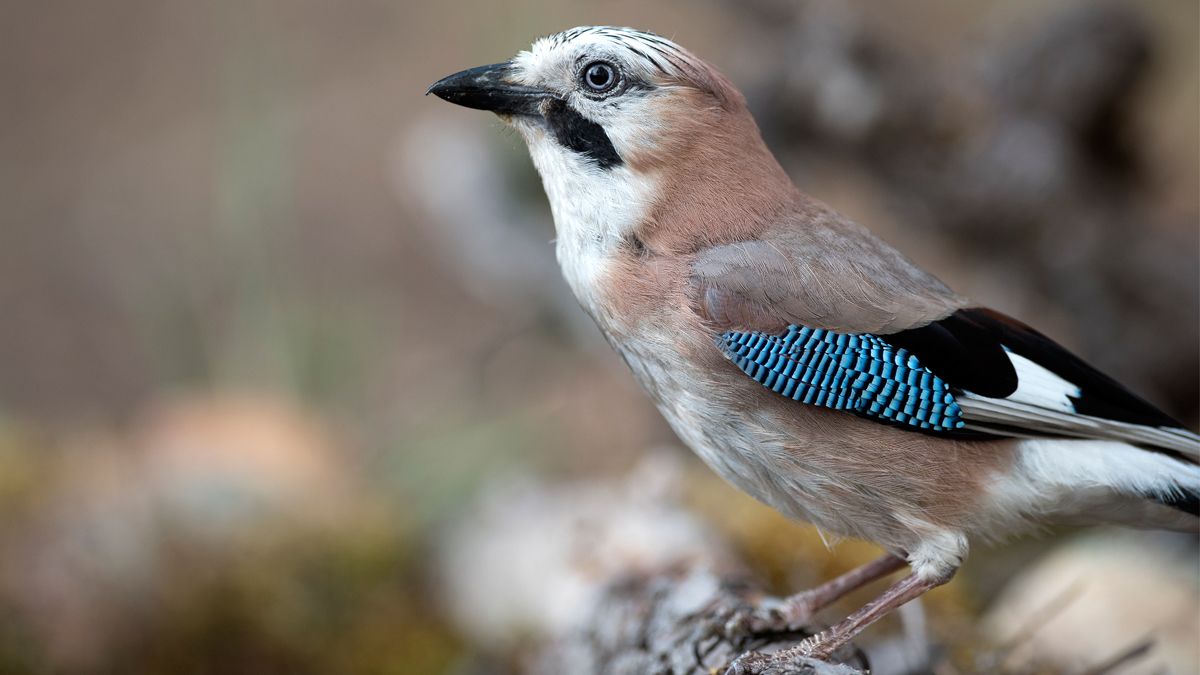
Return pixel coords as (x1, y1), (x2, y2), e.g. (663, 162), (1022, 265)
(718, 325), (965, 432)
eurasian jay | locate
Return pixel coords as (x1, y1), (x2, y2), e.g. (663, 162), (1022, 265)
(428, 26), (1199, 669)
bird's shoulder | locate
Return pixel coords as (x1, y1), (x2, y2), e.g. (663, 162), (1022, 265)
(688, 199), (966, 335)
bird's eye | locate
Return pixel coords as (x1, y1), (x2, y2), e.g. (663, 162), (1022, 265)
(581, 61), (618, 94)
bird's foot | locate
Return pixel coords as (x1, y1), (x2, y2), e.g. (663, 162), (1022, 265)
(690, 599), (756, 661)
(689, 591), (831, 673)
(689, 593), (812, 668)
(692, 593), (815, 650)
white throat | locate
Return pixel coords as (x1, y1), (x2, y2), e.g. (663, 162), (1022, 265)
(516, 122), (657, 316)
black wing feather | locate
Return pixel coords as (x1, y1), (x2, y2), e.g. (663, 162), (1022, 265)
(885, 312), (1018, 398)
(887, 307), (1186, 430)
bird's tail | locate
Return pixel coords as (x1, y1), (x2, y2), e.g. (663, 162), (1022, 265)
(1013, 438), (1200, 531)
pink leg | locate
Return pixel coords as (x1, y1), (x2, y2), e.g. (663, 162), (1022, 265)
(797, 568), (953, 658)
(758, 553), (907, 629)
(727, 569), (954, 673)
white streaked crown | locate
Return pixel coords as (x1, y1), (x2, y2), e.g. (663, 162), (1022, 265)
(512, 26), (704, 91)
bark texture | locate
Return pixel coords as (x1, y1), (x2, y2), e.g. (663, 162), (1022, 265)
(533, 566), (868, 675)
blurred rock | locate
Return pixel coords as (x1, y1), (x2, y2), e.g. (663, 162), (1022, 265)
(0, 394), (359, 671)
(434, 453), (736, 651)
(982, 532), (1200, 675)
(131, 393), (353, 533)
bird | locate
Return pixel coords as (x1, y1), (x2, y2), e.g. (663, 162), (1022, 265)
(427, 26), (1200, 670)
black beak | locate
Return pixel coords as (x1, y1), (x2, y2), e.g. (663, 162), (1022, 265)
(426, 62), (549, 116)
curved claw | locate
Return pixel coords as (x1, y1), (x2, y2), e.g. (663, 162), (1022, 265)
(756, 593), (817, 632)
(689, 601), (745, 669)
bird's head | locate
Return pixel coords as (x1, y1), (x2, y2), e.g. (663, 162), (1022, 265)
(428, 27), (794, 258)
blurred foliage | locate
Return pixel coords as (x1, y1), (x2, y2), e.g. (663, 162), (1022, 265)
(0, 400), (464, 675)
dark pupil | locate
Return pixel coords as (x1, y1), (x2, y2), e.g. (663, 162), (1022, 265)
(586, 64), (613, 90)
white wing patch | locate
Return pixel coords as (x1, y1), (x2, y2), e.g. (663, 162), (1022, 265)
(1003, 351), (1079, 412)
(958, 349), (1200, 457)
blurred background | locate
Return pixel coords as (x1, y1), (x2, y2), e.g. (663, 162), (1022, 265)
(0, 1), (1196, 673)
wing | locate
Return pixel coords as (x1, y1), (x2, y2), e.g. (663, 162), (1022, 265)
(693, 219), (1199, 462)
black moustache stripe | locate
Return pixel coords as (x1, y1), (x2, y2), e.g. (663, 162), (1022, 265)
(542, 98), (623, 170)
